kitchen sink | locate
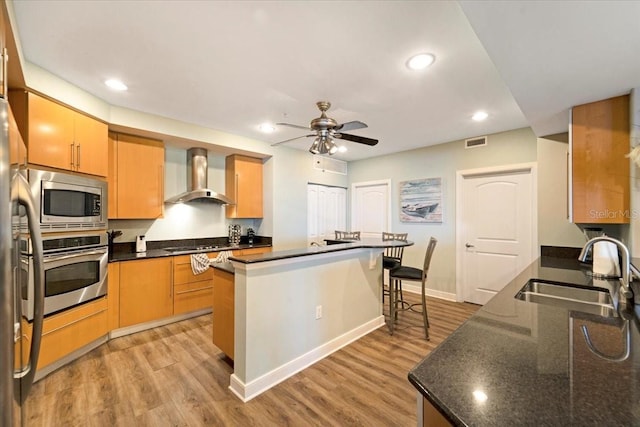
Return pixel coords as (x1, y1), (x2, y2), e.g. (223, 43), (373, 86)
(515, 279), (617, 317)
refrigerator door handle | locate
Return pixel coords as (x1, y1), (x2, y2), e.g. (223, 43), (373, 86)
(11, 173), (44, 402)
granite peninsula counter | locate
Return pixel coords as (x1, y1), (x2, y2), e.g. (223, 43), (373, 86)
(409, 255), (640, 426)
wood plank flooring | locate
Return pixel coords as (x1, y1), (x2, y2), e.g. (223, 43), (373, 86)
(24, 293), (478, 426)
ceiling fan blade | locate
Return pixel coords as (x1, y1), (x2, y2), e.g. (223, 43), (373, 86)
(334, 121), (368, 132)
(271, 134), (315, 146)
(276, 122), (310, 131)
(336, 133), (378, 146)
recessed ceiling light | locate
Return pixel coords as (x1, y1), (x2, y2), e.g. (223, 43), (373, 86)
(258, 123), (276, 133)
(472, 111), (489, 122)
(406, 53), (436, 70)
(105, 79), (127, 91)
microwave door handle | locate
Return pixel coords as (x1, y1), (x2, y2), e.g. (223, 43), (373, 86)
(11, 173), (44, 402)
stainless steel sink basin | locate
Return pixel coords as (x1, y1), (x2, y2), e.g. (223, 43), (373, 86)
(515, 279), (616, 317)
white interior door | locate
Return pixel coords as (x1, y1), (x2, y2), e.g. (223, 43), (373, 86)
(457, 165), (537, 305)
(351, 180), (391, 238)
(308, 184), (346, 245)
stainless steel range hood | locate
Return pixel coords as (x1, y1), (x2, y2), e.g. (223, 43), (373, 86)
(165, 147), (234, 205)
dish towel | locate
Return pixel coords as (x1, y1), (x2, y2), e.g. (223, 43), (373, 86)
(212, 250), (233, 263)
(190, 253), (212, 275)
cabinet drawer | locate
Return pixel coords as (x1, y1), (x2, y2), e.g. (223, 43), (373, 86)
(173, 253), (216, 284)
(174, 281), (213, 315)
(38, 297), (108, 369)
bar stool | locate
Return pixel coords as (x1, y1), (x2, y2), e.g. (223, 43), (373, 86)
(382, 232), (408, 306)
(335, 230), (360, 240)
(389, 237), (437, 340)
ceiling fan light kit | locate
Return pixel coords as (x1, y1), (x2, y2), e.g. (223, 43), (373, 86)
(272, 101), (379, 155)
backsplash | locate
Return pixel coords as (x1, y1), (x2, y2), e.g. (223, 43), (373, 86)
(109, 203), (259, 243)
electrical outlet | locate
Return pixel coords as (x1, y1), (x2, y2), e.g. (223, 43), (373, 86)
(315, 305), (322, 319)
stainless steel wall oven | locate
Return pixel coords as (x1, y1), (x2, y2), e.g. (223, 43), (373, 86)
(21, 232), (108, 320)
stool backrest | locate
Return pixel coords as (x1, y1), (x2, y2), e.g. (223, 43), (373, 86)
(382, 232), (408, 260)
(335, 230), (361, 240)
(422, 237), (438, 282)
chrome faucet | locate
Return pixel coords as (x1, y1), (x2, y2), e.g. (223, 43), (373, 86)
(578, 236), (634, 300)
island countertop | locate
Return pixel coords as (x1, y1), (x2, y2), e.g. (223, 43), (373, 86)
(409, 255), (640, 426)
(229, 238), (413, 264)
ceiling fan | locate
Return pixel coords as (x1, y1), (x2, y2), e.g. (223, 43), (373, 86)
(271, 101), (378, 155)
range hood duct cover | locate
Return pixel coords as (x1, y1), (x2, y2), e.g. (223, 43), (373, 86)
(165, 147), (234, 205)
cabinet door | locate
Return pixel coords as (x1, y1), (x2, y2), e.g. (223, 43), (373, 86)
(27, 92), (74, 171)
(572, 95), (630, 223)
(225, 155), (263, 218)
(212, 268), (234, 359)
(114, 133), (164, 219)
(107, 133), (118, 218)
(173, 254), (214, 315)
(74, 111), (108, 176)
(107, 262), (120, 331)
(119, 258), (173, 327)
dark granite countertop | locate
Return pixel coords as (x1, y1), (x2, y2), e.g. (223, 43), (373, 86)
(109, 236), (271, 262)
(409, 255), (640, 426)
(228, 238), (413, 264)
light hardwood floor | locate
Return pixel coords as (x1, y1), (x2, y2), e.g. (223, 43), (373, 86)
(24, 294), (478, 426)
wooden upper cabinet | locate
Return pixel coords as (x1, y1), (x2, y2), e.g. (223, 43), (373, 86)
(9, 91), (108, 176)
(108, 132), (164, 219)
(225, 154), (263, 218)
(8, 105), (27, 167)
(571, 94), (630, 224)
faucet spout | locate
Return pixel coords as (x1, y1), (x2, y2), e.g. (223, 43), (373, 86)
(579, 236), (634, 300)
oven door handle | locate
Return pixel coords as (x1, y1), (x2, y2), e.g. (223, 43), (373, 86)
(12, 173), (44, 403)
(43, 248), (107, 263)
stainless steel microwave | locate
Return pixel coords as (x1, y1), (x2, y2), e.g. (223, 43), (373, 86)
(27, 168), (107, 233)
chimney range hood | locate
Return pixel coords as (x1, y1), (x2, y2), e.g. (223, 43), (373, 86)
(165, 147), (234, 205)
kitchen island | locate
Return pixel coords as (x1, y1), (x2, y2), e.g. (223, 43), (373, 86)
(225, 238), (411, 402)
(409, 253), (640, 426)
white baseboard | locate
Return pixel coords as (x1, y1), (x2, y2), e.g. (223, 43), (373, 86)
(401, 283), (457, 302)
(110, 308), (211, 338)
(229, 315), (386, 402)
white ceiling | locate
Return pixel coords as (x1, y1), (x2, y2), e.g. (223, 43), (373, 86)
(10, 1), (640, 161)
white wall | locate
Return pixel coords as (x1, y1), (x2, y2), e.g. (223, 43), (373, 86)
(537, 137), (585, 247)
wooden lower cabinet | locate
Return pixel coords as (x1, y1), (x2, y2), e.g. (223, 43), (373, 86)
(38, 297), (109, 369)
(119, 257), (173, 327)
(237, 246), (272, 256)
(173, 254), (215, 315)
(212, 268), (234, 359)
(422, 397), (452, 427)
(107, 262), (120, 331)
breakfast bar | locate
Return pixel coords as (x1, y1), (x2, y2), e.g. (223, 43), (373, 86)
(225, 238), (411, 401)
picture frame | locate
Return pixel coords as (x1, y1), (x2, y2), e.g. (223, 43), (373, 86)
(399, 177), (443, 223)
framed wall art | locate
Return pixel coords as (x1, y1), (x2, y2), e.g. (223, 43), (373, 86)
(399, 177), (443, 223)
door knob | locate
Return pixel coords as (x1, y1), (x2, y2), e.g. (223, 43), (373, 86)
(465, 243), (475, 248)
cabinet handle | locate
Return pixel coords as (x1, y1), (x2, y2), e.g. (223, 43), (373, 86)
(76, 144), (81, 169)
(159, 165), (164, 215)
(235, 173), (239, 214)
(70, 143), (75, 169)
(175, 285), (213, 295)
(2, 48), (8, 97)
(169, 259), (174, 299)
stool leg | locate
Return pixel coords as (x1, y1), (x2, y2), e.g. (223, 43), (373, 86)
(421, 280), (429, 340)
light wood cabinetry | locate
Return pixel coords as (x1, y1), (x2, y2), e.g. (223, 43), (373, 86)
(236, 246), (272, 256)
(108, 132), (164, 219)
(107, 262), (120, 331)
(422, 397), (452, 427)
(8, 105), (27, 167)
(225, 154), (263, 218)
(212, 267), (235, 359)
(571, 94), (630, 224)
(119, 257), (173, 327)
(9, 91), (108, 176)
(173, 253), (215, 315)
(38, 297), (109, 369)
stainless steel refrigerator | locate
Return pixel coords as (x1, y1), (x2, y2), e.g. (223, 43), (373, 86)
(0, 97), (44, 425)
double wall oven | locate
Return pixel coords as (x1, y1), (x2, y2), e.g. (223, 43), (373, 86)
(23, 168), (108, 317)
